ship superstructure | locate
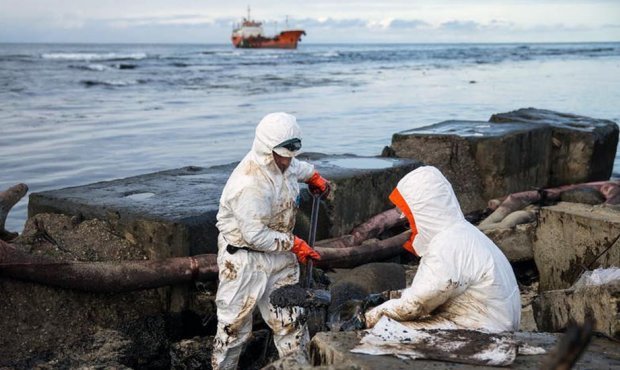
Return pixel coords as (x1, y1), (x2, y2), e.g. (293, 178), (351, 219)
(231, 8), (305, 49)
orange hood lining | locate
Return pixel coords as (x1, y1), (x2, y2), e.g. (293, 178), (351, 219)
(389, 187), (419, 256)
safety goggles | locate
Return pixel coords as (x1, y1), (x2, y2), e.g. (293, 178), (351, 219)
(275, 138), (302, 152)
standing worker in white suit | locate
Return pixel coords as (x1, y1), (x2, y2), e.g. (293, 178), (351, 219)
(365, 166), (520, 332)
(212, 112), (330, 370)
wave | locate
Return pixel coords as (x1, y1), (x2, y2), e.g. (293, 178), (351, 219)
(319, 51), (340, 58)
(0, 54), (36, 62)
(69, 64), (109, 71)
(112, 63), (138, 70)
(41, 52), (148, 61)
(80, 79), (146, 87)
(68, 63), (137, 71)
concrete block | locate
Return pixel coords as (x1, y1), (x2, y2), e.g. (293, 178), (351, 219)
(482, 222), (535, 262)
(309, 331), (620, 369)
(533, 282), (620, 339)
(533, 203), (620, 291)
(490, 108), (619, 186)
(29, 154), (420, 257)
(28, 164), (232, 259)
(390, 120), (551, 213)
(519, 282), (539, 332)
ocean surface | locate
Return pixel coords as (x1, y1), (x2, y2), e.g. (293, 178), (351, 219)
(1, 42), (620, 232)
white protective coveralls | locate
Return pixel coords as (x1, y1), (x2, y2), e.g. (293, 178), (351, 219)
(365, 166), (521, 333)
(212, 112), (316, 370)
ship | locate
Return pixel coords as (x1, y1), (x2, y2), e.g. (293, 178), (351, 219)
(231, 7), (305, 49)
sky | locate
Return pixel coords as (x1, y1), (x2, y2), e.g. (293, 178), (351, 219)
(1, 0), (619, 44)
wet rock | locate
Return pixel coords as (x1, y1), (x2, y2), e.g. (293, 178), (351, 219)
(490, 108), (619, 187)
(327, 263), (406, 317)
(390, 119), (552, 213)
(481, 222), (535, 262)
(533, 203), (620, 291)
(532, 281), (620, 338)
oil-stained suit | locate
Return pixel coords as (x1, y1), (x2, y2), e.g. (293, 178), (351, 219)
(365, 166), (521, 332)
(212, 112), (316, 370)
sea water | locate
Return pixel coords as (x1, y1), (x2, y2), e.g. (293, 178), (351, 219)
(1, 43), (619, 231)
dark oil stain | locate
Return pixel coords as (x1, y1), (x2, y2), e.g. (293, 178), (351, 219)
(223, 296), (257, 340)
(269, 199), (297, 233)
(222, 260), (238, 280)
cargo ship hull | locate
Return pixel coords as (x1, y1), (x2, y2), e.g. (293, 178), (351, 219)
(232, 30), (305, 49)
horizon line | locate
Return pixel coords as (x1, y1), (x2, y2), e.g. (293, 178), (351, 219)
(1, 40), (619, 46)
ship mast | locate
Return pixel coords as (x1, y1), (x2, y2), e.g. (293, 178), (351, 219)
(247, 5), (251, 21)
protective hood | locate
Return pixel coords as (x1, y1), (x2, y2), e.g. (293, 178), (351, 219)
(252, 112), (302, 162)
(391, 166), (464, 256)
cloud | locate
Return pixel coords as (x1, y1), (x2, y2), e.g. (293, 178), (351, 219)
(108, 15), (216, 28)
(439, 20), (481, 32)
(388, 19), (430, 29)
(292, 17), (368, 29)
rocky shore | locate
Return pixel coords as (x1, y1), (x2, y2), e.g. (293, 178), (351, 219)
(1, 108), (619, 369)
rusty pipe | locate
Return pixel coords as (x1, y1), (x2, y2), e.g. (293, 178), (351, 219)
(482, 180), (620, 226)
(315, 231), (410, 269)
(0, 240), (217, 293)
(0, 209), (410, 292)
(1, 230), (409, 291)
(316, 207), (405, 249)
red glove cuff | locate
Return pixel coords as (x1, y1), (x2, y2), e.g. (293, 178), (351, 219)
(307, 171), (329, 194)
(292, 236), (321, 264)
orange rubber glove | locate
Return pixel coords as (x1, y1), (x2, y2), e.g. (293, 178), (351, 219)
(306, 171), (330, 196)
(291, 236), (321, 264)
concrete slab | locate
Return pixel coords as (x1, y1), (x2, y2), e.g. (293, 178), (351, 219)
(389, 109), (619, 213)
(310, 331), (620, 369)
(29, 154), (421, 258)
(490, 108), (619, 186)
(390, 120), (551, 213)
(533, 282), (620, 338)
(533, 202), (620, 291)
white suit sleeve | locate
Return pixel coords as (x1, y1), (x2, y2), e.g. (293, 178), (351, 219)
(230, 186), (294, 252)
(292, 159), (315, 182)
(365, 246), (468, 327)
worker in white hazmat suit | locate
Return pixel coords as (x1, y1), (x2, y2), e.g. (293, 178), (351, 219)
(212, 112), (329, 370)
(364, 166), (520, 332)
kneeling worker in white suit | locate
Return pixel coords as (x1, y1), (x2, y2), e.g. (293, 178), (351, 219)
(365, 166), (521, 332)
(212, 112), (329, 370)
